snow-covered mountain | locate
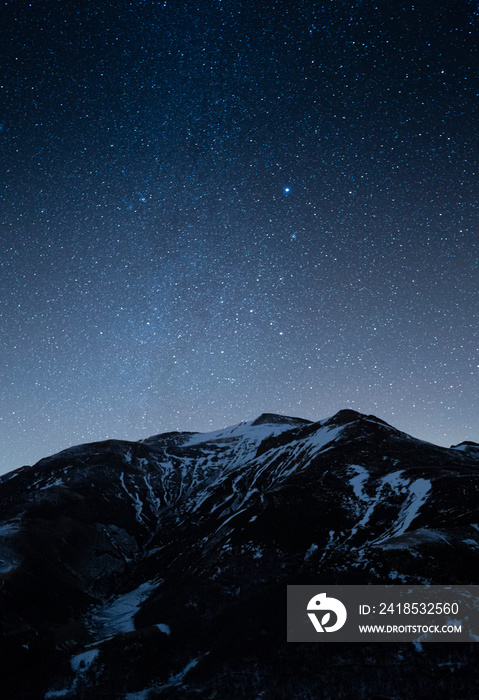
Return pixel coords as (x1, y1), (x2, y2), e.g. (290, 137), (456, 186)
(1, 409), (479, 699)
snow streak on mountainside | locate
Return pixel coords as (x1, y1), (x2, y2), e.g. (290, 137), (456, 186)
(1, 410), (479, 699)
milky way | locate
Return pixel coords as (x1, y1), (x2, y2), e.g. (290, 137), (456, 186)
(1, 1), (477, 474)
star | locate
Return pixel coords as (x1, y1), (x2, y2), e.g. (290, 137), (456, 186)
(0, 1), (476, 473)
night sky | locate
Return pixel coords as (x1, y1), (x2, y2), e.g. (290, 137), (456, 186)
(1, 0), (478, 475)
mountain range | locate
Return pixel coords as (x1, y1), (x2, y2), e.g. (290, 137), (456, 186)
(1, 409), (478, 699)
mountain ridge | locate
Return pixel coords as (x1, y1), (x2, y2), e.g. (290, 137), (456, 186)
(3, 409), (472, 479)
(1, 409), (478, 698)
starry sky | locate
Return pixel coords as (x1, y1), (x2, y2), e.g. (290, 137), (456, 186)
(1, 0), (478, 474)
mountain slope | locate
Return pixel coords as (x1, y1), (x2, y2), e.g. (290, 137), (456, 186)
(1, 410), (478, 699)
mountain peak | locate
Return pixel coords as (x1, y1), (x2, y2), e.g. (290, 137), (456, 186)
(251, 413), (312, 427)
(450, 440), (479, 452)
(326, 409), (393, 429)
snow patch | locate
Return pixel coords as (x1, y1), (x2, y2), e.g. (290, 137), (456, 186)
(379, 528), (450, 550)
(348, 465), (369, 501)
(319, 531), (336, 563)
(451, 443), (479, 452)
(40, 478), (64, 490)
(119, 472), (145, 524)
(304, 543), (318, 561)
(0, 556), (18, 574)
(183, 418), (299, 450)
(156, 623), (170, 635)
(46, 649), (100, 698)
(249, 544), (263, 559)
(392, 478), (431, 536)
(168, 656), (201, 685)
(142, 474), (163, 516)
(373, 476), (432, 546)
(304, 424), (344, 450)
(0, 522), (19, 536)
(389, 570), (407, 582)
(71, 649), (99, 673)
(349, 470), (432, 545)
(90, 580), (159, 640)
